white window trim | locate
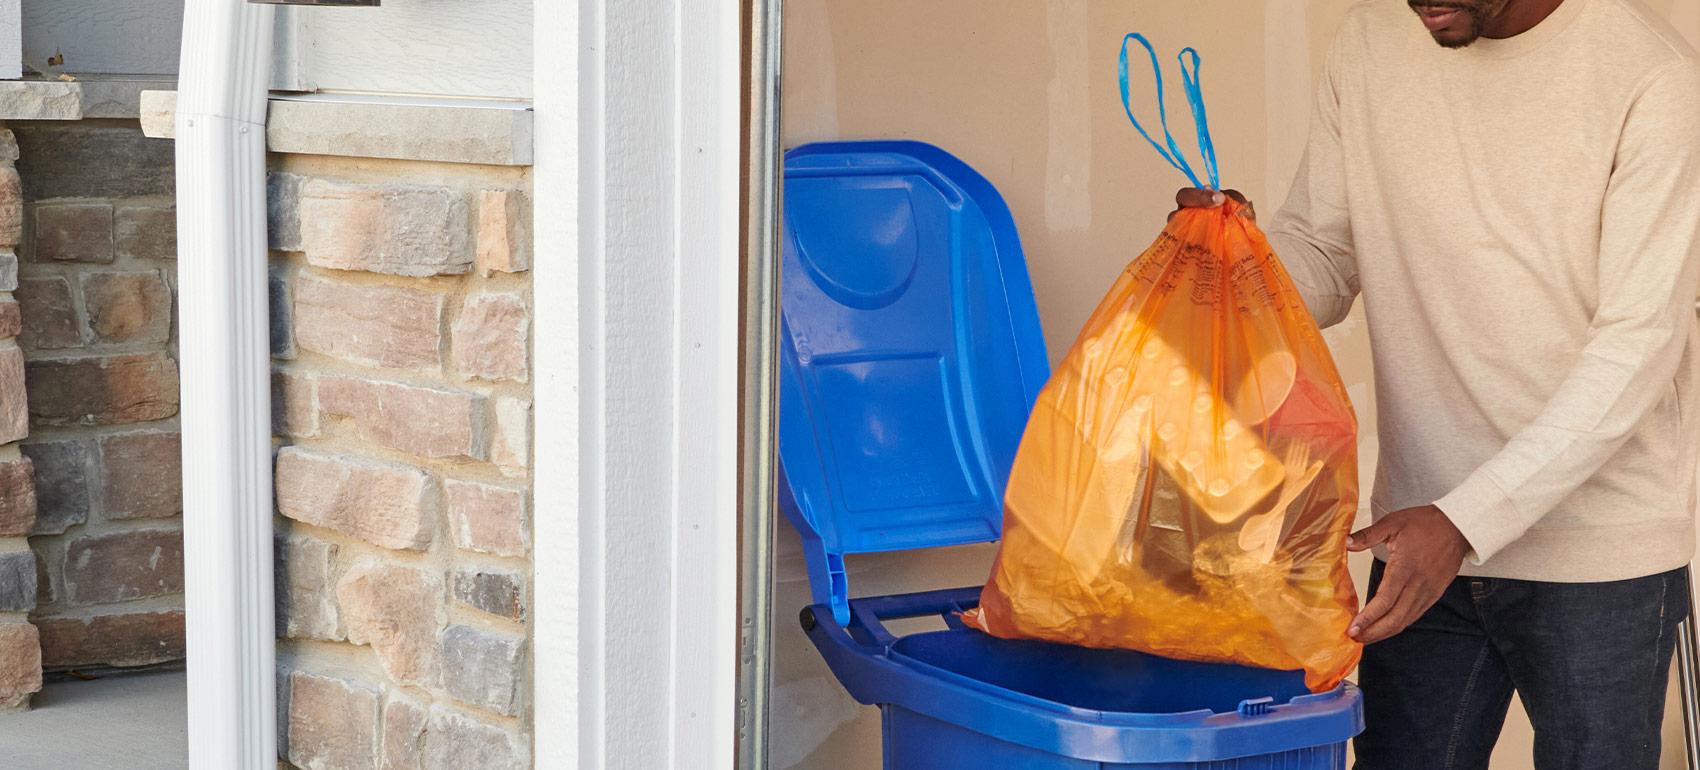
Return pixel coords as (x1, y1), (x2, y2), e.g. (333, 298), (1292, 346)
(532, 0), (741, 767)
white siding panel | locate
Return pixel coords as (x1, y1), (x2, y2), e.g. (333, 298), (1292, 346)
(22, 0), (182, 75)
(276, 0), (531, 99)
(0, 0), (18, 80)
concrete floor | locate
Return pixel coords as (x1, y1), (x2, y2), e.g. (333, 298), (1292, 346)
(0, 669), (187, 769)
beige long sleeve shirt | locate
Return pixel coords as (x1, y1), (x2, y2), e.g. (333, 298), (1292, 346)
(1270, 0), (1700, 581)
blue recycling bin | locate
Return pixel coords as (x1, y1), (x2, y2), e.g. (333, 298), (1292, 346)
(776, 140), (1363, 769)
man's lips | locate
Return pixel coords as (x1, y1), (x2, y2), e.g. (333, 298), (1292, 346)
(1414, 5), (1466, 31)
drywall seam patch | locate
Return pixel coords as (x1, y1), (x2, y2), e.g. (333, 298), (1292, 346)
(1044, 0), (1091, 233)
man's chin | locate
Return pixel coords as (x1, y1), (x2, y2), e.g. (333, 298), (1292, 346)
(1415, 5), (1484, 48)
(1430, 29), (1479, 48)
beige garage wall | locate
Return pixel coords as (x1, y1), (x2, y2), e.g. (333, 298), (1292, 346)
(775, 1), (1700, 768)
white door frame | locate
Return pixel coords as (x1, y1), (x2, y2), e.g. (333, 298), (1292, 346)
(532, 0), (743, 767)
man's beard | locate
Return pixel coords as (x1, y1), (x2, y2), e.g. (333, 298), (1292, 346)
(1442, 9), (1487, 48)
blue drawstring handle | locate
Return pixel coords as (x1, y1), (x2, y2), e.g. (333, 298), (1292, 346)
(1176, 47), (1220, 189)
(1117, 33), (1221, 190)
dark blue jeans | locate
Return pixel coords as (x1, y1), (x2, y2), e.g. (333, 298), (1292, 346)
(1354, 560), (1689, 770)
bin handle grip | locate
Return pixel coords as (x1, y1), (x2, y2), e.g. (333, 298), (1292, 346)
(1237, 696), (1276, 717)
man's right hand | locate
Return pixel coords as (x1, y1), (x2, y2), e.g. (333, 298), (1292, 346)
(1171, 188), (1256, 222)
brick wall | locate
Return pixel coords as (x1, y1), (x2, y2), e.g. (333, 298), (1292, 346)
(11, 120), (185, 673)
(268, 153), (532, 770)
(0, 125), (42, 711)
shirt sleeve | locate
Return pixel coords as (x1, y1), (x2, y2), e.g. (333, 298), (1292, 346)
(1267, 40), (1360, 330)
(1436, 60), (1700, 564)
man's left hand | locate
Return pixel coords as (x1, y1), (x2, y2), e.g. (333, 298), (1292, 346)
(1345, 505), (1472, 644)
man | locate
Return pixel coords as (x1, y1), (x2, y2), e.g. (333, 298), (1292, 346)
(1176, 0), (1700, 766)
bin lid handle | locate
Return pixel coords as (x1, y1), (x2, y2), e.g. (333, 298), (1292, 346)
(1237, 696), (1276, 717)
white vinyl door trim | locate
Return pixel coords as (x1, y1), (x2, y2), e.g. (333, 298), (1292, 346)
(531, 0), (742, 766)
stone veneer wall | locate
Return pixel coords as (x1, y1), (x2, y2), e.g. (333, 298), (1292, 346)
(12, 120), (184, 676)
(0, 125), (42, 711)
(267, 151), (533, 770)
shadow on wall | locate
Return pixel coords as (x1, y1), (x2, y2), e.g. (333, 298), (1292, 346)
(13, 119), (186, 678)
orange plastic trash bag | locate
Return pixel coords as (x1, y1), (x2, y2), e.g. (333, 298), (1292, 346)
(962, 34), (1361, 692)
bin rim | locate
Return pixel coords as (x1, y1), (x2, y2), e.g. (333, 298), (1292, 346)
(801, 586), (1364, 764)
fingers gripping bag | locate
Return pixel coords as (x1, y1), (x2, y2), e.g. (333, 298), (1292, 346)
(962, 35), (1362, 692)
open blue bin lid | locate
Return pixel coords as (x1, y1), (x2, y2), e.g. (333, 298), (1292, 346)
(777, 141), (1050, 625)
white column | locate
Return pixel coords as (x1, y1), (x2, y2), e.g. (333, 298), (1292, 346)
(532, 0), (742, 767)
(531, 0), (597, 763)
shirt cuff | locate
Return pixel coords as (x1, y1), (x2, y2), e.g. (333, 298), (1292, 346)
(1434, 470), (1523, 565)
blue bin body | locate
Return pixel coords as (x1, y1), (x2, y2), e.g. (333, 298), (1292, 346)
(778, 140), (1362, 769)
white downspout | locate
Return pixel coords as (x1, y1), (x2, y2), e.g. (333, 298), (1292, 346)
(175, 1), (277, 768)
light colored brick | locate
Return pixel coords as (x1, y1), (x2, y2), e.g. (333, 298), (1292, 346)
(0, 623), (41, 711)
(444, 480), (527, 558)
(489, 397), (530, 477)
(0, 166), (21, 249)
(82, 270), (172, 344)
(63, 529), (183, 605)
(14, 276), (79, 350)
(37, 611), (184, 668)
(380, 695), (427, 770)
(263, 101), (531, 166)
(293, 273), (443, 370)
(0, 345), (24, 442)
(19, 440), (86, 534)
(0, 252), (13, 292)
(99, 430), (181, 520)
(475, 189), (529, 276)
(0, 297), (19, 339)
(114, 204), (176, 260)
(439, 625), (523, 716)
(25, 353), (179, 427)
(451, 292), (527, 383)
(0, 82), (79, 121)
(275, 447), (434, 551)
(274, 534), (341, 642)
(0, 456), (34, 536)
(450, 568), (524, 622)
(335, 560), (443, 687)
(298, 179), (472, 277)
(318, 377), (485, 460)
(423, 707), (527, 770)
(33, 202), (114, 263)
(287, 671), (380, 770)
(0, 547), (35, 612)
(272, 369), (318, 438)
